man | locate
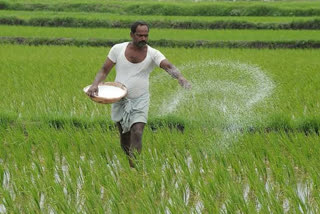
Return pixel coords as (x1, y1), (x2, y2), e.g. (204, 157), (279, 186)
(86, 21), (191, 167)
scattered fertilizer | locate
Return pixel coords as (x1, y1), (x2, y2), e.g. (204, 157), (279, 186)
(153, 60), (275, 149)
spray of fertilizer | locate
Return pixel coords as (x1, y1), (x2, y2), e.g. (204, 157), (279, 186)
(153, 60), (275, 149)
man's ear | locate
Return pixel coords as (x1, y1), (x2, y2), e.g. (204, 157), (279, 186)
(130, 32), (134, 39)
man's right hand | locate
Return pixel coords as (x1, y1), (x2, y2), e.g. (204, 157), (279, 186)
(178, 77), (192, 89)
(86, 85), (99, 97)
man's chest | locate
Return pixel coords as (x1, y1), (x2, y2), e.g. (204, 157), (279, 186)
(124, 48), (147, 63)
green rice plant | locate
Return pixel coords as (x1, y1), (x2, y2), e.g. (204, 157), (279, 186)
(1, 10), (319, 24)
(1, 1), (320, 16)
(1, 44), (320, 131)
(2, 37), (320, 49)
(8, 125), (305, 210)
(2, 16), (320, 30)
(2, 25), (320, 42)
(1, 0), (319, 2)
(1, 10), (320, 29)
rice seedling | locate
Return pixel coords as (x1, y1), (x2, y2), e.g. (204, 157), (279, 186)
(1, 125), (319, 213)
(0, 44), (319, 128)
(1, 10), (318, 24)
(2, 25), (320, 41)
(1, 35), (320, 212)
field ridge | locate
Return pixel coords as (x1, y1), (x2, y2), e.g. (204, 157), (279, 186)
(1, 113), (319, 135)
(1, 16), (320, 30)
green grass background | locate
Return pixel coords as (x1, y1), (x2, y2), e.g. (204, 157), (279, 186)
(1, 0), (320, 213)
(2, 25), (320, 41)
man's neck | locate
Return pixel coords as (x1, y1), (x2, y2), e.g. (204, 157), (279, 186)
(129, 42), (146, 51)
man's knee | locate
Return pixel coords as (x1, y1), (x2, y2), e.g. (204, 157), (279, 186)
(131, 128), (143, 138)
(131, 123), (145, 137)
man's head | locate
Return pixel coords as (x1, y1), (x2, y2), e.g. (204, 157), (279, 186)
(130, 21), (149, 48)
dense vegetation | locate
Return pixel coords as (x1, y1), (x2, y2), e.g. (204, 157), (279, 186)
(1, 0), (319, 213)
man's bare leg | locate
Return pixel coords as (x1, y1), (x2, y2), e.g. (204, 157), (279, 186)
(128, 122), (145, 168)
(117, 122), (145, 168)
(130, 122), (145, 154)
(116, 122), (134, 167)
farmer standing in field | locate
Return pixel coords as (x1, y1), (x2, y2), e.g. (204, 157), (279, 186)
(86, 21), (191, 167)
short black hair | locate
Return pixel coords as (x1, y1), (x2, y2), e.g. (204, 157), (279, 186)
(131, 21), (149, 34)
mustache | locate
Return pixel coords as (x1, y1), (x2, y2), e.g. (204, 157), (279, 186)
(138, 41), (147, 45)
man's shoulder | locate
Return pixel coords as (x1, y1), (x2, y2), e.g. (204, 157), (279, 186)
(111, 42), (129, 51)
(147, 45), (158, 52)
(116, 41), (129, 46)
(147, 45), (166, 65)
(147, 45), (162, 55)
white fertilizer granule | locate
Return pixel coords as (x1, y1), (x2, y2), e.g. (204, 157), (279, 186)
(152, 59), (275, 150)
(97, 85), (126, 98)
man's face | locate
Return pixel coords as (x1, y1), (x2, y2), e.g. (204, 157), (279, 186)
(131, 25), (149, 48)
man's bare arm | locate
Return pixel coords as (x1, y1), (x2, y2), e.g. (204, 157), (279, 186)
(86, 58), (115, 97)
(160, 59), (191, 89)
